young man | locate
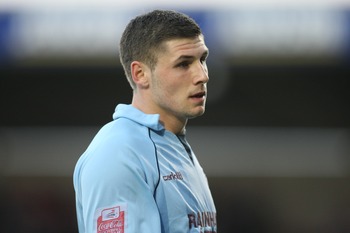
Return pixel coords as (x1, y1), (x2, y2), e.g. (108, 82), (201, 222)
(73, 10), (217, 233)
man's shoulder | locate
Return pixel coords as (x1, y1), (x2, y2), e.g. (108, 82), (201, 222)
(104, 117), (151, 140)
(89, 117), (156, 154)
(77, 117), (157, 171)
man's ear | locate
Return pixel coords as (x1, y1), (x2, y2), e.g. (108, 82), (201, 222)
(131, 61), (150, 88)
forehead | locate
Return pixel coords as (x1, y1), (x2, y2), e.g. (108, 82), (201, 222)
(161, 35), (208, 58)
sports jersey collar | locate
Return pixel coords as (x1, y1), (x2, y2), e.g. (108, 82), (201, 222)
(113, 104), (164, 131)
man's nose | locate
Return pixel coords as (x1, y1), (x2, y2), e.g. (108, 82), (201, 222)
(194, 61), (209, 84)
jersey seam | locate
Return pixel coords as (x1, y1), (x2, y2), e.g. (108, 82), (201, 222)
(148, 128), (161, 198)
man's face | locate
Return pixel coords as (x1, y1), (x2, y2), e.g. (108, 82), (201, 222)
(148, 35), (209, 123)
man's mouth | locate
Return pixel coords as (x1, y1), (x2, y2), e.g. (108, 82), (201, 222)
(190, 91), (206, 98)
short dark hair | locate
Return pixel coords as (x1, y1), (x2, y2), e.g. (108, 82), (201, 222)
(119, 10), (202, 89)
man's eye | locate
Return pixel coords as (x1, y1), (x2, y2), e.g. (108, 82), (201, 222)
(177, 61), (190, 68)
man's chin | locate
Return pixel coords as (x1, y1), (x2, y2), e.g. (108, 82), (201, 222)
(187, 108), (206, 119)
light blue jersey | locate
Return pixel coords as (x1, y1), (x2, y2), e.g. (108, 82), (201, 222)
(73, 104), (217, 233)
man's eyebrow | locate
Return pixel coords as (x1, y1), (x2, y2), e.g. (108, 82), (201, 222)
(175, 55), (195, 62)
(175, 50), (209, 62)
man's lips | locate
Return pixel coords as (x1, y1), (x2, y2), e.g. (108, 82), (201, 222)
(190, 91), (206, 98)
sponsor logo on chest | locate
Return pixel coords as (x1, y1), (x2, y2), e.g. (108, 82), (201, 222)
(162, 171), (184, 181)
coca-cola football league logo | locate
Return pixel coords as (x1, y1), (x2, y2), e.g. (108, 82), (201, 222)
(97, 206), (125, 233)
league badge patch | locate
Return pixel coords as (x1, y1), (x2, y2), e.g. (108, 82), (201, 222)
(96, 205), (126, 233)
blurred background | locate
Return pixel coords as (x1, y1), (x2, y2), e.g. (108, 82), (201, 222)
(1, 0), (350, 232)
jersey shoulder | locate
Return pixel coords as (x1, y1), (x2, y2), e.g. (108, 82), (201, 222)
(74, 117), (160, 192)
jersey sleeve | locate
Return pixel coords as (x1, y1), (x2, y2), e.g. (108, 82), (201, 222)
(74, 132), (161, 233)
